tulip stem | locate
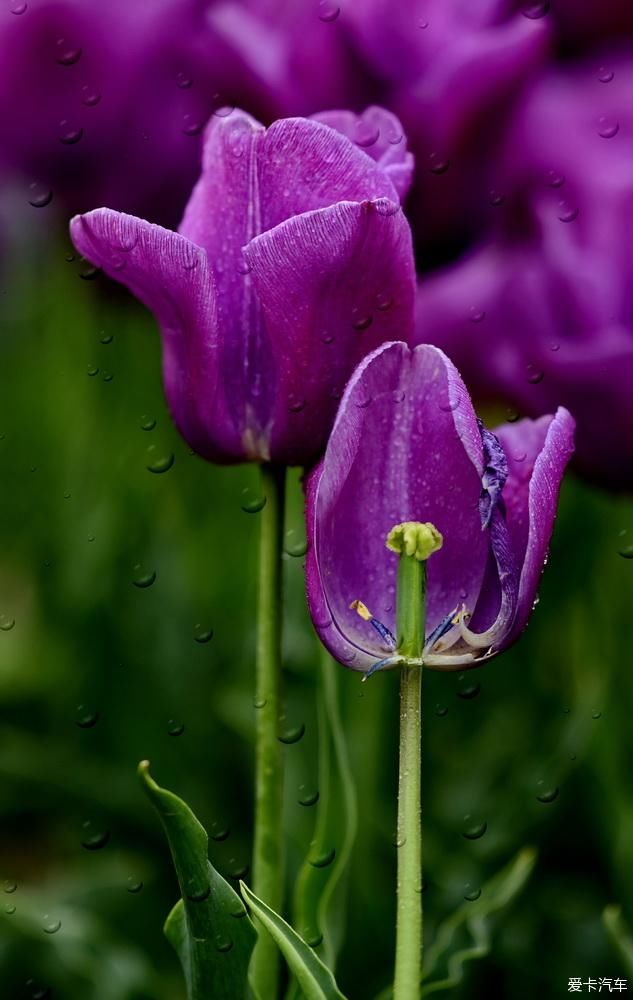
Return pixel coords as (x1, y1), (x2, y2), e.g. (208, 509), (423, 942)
(393, 551), (425, 1000)
(250, 462), (286, 999)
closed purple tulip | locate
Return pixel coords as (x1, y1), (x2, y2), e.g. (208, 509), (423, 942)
(70, 108), (415, 466)
(415, 56), (633, 487)
(305, 342), (574, 674)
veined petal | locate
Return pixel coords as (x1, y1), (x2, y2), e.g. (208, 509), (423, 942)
(243, 199), (416, 466)
(310, 107), (414, 200)
(305, 342), (490, 672)
(69, 208), (242, 462)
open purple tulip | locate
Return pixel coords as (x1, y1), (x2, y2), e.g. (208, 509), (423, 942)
(305, 342), (574, 674)
(70, 107), (415, 466)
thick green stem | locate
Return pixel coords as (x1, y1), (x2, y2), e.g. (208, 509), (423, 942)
(393, 554), (425, 1000)
(250, 462), (286, 999)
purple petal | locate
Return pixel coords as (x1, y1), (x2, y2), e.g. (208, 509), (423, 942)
(243, 200), (416, 466)
(494, 407), (575, 643)
(305, 342), (490, 672)
(69, 208), (243, 462)
(310, 107), (414, 200)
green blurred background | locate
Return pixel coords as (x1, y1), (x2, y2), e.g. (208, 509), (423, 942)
(1, 232), (632, 1000)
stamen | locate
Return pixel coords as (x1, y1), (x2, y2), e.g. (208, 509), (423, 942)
(350, 599), (397, 650)
(423, 605), (459, 654)
(361, 655), (406, 682)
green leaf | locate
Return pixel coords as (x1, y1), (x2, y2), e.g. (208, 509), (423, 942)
(291, 651), (358, 973)
(240, 881), (348, 1000)
(374, 847), (537, 999)
(139, 760), (256, 1000)
(603, 905), (633, 977)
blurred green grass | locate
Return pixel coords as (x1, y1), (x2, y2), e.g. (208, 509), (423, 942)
(0, 242), (632, 999)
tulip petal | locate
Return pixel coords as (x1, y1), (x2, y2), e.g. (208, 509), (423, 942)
(494, 408), (575, 643)
(242, 199), (416, 466)
(70, 208), (243, 462)
(305, 342), (490, 672)
(310, 107), (414, 200)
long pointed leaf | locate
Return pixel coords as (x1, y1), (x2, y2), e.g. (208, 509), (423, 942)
(139, 761), (256, 1000)
(240, 880), (348, 1000)
(604, 905), (633, 977)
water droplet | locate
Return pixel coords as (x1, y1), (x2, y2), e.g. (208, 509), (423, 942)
(284, 530), (308, 558)
(132, 566), (156, 589)
(462, 816), (488, 840)
(3, 880), (17, 893)
(81, 821), (110, 850)
(10, 1), (28, 13)
(42, 916), (61, 935)
(215, 934), (233, 953)
(102, 370), (113, 383)
(146, 448), (174, 474)
(536, 782), (559, 803)
(58, 121), (83, 145)
(76, 705), (98, 728)
(28, 183), (53, 208)
(298, 786), (320, 806)
(309, 847), (336, 868)
(4, 902), (16, 915)
(305, 929), (324, 947)
(463, 884), (482, 901)
(526, 364), (545, 384)
(375, 292), (393, 311)
(617, 530), (633, 559)
(513, 451), (527, 463)
(489, 189), (504, 206)
(354, 121), (380, 148)
(213, 102), (235, 118)
(438, 395), (459, 413)
(186, 881), (211, 902)
(240, 488), (266, 514)
(56, 40), (81, 65)
(598, 116), (619, 139)
(81, 86), (101, 106)
(457, 680), (481, 700)
(182, 115), (203, 136)
(521, 1), (549, 17)
(79, 265), (100, 280)
(210, 821), (230, 842)
(278, 722), (306, 745)
(598, 67), (614, 83)
(392, 389), (405, 403)
(253, 695), (267, 709)
(0, 615), (16, 632)
(230, 903), (248, 918)
(167, 719), (185, 737)
(26, 981), (52, 1000)
(592, 710), (602, 720)
(505, 407), (521, 423)
(287, 394), (306, 413)
(236, 256), (253, 275)
(428, 153), (450, 174)
(126, 877), (143, 893)
(318, 0), (340, 22)
(469, 307), (486, 323)
(352, 313), (373, 331)
(434, 704), (448, 717)
(140, 415), (156, 431)
(549, 341), (560, 352)
(194, 624), (213, 643)
(176, 71), (193, 89)
(227, 859), (249, 879)
(354, 393), (372, 409)
(557, 201), (578, 223)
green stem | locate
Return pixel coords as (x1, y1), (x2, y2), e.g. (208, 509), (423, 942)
(250, 462), (286, 999)
(393, 554), (425, 1000)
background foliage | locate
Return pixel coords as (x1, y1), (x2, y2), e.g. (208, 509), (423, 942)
(1, 231), (632, 999)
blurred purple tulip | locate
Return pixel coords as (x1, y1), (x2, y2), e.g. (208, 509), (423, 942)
(70, 108), (415, 466)
(305, 342), (574, 674)
(344, 0), (550, 249)
(415, 56), (633, 487)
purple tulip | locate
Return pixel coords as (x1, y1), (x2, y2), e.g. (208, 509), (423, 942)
(344, 0), (550, 247)
(70, 108), (415, 466)
(415, 56), (633, 487)
(305, 342), (574, 674)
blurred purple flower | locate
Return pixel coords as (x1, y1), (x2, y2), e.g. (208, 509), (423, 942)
(305, 342), (574, 674)
(344, 0), (550, 249)
(0, 0), (365, 223)
(70, 108), (415, 466)
(415, 57), (633, 487)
